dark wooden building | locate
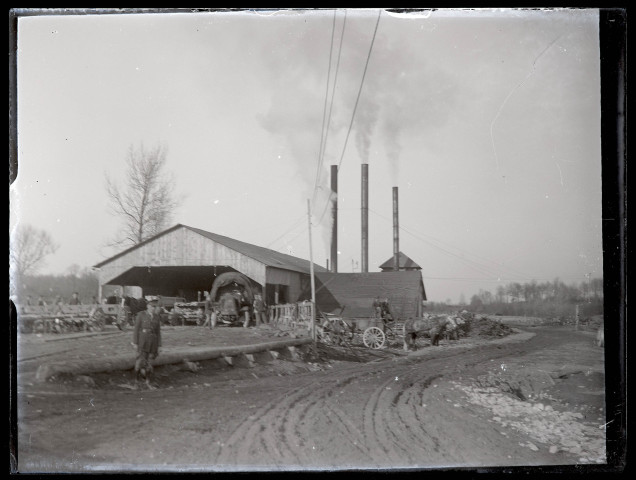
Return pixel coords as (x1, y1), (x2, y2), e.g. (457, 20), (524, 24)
(300, 271), (427, 320)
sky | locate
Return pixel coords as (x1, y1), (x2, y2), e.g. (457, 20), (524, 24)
(10, 8), (603, 303)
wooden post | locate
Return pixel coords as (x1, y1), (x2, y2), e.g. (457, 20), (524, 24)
(575, 304), (580, 331)
(307, 199), (317, 354)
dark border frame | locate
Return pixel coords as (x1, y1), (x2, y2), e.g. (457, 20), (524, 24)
(8, 8), (627, 475)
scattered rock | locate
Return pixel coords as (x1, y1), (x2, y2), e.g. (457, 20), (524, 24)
(181, 361), (200, 372)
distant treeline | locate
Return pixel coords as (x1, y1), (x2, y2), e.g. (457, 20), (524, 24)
(427, 277), (604, 319)
(12, 271), (100, 305)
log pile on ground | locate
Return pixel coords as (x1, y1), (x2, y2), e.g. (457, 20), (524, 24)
(409, 311), (514, 341)
(436, 311), (514, 340)
(469, 315), (514, 338)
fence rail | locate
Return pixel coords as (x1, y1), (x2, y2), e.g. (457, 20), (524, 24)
(20, 304), (104, 317)
(268, 302), (314, 335)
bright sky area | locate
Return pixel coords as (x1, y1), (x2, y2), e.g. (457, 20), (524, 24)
(10, 8), (603, 303)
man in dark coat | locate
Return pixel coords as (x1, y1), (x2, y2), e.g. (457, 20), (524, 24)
(132, 297), (162, 388)
(253, 294), (265, 326)
(202, 291), (215, 329)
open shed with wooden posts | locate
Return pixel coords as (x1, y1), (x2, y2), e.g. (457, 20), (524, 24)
(300, 271), (427, 321)
(92, 224), (327, 306)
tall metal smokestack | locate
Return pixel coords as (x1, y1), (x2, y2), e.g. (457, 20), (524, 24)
(361, 163), (369, 272)
(330, 165), (338, 273)
(393, 186), (399, 271)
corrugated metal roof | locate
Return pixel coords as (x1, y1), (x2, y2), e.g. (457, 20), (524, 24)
(306, 271), (427, 319)
(378, 251), (422, 270)
(94, 224), (327, 275)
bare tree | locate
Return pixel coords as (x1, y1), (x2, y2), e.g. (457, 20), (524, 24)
(105, 144), (181, 247)
(10, 224), (59, 276)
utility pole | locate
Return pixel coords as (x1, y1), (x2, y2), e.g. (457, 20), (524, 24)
(307, 199), (317, 354)
(575, 304), (580, 331)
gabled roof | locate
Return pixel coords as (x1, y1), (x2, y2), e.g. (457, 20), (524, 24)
(94, 224), (327, 275)
(379, 251), (421, 270)
(303, 271), (426, 319)
(186, 225), (327, 274)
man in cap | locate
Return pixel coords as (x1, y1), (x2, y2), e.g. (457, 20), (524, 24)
(131, 297), (162, 389)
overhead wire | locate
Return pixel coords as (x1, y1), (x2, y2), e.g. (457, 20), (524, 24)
(267, 218), (311, 257)
(368, 207), (536, 281)
(311, 9), (338, 213)
(314, 9), (381, 227)
(335, 9), (381, 173)
(320, 10), (347, 173)
(312, 10), (348, 213)
(264, 213), (308, 249)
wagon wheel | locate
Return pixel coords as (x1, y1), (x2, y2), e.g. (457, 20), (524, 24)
(363, 326), (386, 349)
(319, 322), (342, 345)
(340, 319), (355, 342)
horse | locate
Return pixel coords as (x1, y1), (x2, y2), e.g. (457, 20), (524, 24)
(403, 315), (458, 351)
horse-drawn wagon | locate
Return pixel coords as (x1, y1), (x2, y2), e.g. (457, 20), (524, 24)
(318, 311), (402, 349)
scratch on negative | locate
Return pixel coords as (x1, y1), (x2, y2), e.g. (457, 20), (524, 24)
(556, 163), (564, 186)
(490, 35), (563, 173)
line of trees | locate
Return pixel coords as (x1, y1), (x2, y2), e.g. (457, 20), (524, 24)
(427, 277), (604, 319)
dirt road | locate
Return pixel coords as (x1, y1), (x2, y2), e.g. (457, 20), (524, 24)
(14, 325), (606, 472)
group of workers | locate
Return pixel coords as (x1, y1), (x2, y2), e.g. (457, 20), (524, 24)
(200, 291), (267, 329)
(25, 292), (99, 308)
(373, 296), (393, 325)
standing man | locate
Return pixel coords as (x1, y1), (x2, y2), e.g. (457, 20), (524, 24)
(202, 291), (215, 329)
(253, 294), (265, 326)
(372, 296), (382, 319)
(37, 296), (48, 312)
(68, 292), (81, 305)
(53, 295), (64, 315)
(132, 297), (162, 389)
